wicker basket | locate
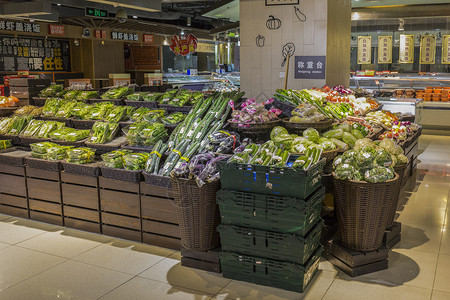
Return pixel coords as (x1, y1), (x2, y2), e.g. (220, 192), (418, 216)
(333, 173), (399, 251)
(385, 164), (407, 229)
(25, 156), (62, 172)
(62, 161), (101, 177)
(124, 100), (158, 109)
(282, 118), (334, 134)
(100, 165), (143, 183)
(158, 104), (192, 114)
(19, 136), (50, 147)
(85, 136), (127, 155)
(88, 98), (124, 105)
(272, 98), (296, 117)
(142, 171), (172, 189)
(227, 119), (281, 134)
(0, 149), (29, 166)
(0, 107), (18, 117)
(31, 97), (48, 106)
(171, 177), (221, 251)
(50, 138), (87, 147)
(70, 119), (96, 130)
(0, 134), (21, 146)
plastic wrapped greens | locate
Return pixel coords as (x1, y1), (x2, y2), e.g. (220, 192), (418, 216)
(30, 142), (59, 154)
(161, 112), (185, 125)
(47, 145), (73, 160)
(55, 100), (77, 118)
(123, 152), (148, 170)
(142, 93), (162, 102)
(42, 98), (67, 116)
(85, 102), (114, 120)
(101, 150), (131, 168)
(126, 92), (145, 101)
(63, 90), (81, 100)
(142, 110), (165, 123)
(107, 123), (119, 141)
(76, 91), (99, 101)
(21, 120), (44, 136)
(130, 107), (153, 122)
(0, 140), (12, 150)
(8, 116), (32, 135)
(13, 105), (38, 116)
(37, 121), (65, 138)
(66, 147), (96, 164)
(145, 140), (167, 173)
(101, 87), (132, 100)
(49, 127), (90, 141)
(105, 106), (127, 123)
(39, 85), (64, 97)
(0, 118), (15, 134)
(131, 122), (167, 146)
(29, 107), (43, 117)
(31, 152), (47, 159)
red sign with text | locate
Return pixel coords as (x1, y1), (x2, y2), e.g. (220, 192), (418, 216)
(48, 25), (65, 36)
(169, 34), (198, 56)
(143, 34), (154, 44)
(94, 30), (106, 39)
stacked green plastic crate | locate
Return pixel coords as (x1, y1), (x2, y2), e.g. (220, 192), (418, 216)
(216, 159), (326, 293)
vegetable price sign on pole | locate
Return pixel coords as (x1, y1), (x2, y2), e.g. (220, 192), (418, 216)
(420, 35), (436, 64)
(399, 34), (414, 63)
(442, 35), (450, 64)
(357, 36), (372, 64)
(169, 34), (198, 56)
(378, 36), (392, 64)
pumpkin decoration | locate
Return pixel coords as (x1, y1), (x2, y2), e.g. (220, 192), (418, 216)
(256, 35), (265, 47)
(266, 15), (281, 30)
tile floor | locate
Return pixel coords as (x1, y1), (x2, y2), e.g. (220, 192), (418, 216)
(0, 134), (448, 300)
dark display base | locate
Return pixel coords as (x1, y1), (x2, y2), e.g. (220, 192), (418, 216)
(383, 222), (402, 249)
(181, 246), (221, 273)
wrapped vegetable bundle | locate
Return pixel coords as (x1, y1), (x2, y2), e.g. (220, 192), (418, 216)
(47, 145), (73, 160)
(231, 98), (280, 125)
(37, 121), (65, 138)
(66, 147), (96, 164)
(289, 103), (328, 123)
(0, 139), (12, 150)
(21, 120), (44, 136)
(168, 89), (191, 106)
(101, 87), (132, 100)
(8, 116), (32, 135)
(105, 106), (128, 123)
(130, 107), (153, 122)
(85, 102), (115, 120)
(76, 91), (99, 101)
(204, 130), (240, 154)
(145, 140), (168, 173)
(143, 93), (162, 102)
(49, 127), (90, 142)
(124, 121), (167, 146)
(123, 152), (149, 170)
(161, 112), (186, 125)
(0, 118), (15, 134)
(126, 92), (145, 101)
(64, 90), (81, 100)
(39, 85), (64, 97)
(190, 92), (204, 106)
(30, 142), (58, 154)
(101, 150), (131, 168)
(333, 144), (397, 183)
(89, 122), (119, 144)
(70, 102), (92, 119)
(159, 90), (177, 104)
(13, 105), (38, 116)
(55, 100), (77, 118)
(42, 98), (67, 116)
(142, 109), (165, 123)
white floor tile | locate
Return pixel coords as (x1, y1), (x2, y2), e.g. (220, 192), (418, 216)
(16, 229), (111, 258)
(439, 228), (450, 255)
(99, 276), (213, 300)
(73, 239), (174, 275)
(0, 214), (12, 221)
(0, 260), (133, 300)
(0, 246), (66, 291)
(139, 252), (231, 295)
(394, 224), (443, 253)
(433, 254), (450, 293)
(0, 241), (10, 250)
(0, 218), (57, 244)
(397, 205), (447, 228)
(432, 290), (450, 300)
(323, 278), (432, 300)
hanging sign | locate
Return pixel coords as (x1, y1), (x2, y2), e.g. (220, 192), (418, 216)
(169, 34), (198, 56)
(378, 36), (392, 64)
(94, 30), (106, 39)
(0, 20), (40, 33)
(143, 34), (154, 44)
(420, 35), (436, 64)
(111, 31), (139, 41)
(48, 25), (65, 36)
(442, 35), (450, 64)
(357, 36), (371, 64)
(399, 34), (414, 63)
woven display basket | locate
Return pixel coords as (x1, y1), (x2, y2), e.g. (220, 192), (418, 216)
(124, 100), (158, 109)
(282, 118), (334, 135)
(333, 173), (399, 251)
(272, 98), (296, 117)
(88, 98), (124, 105)
(0, 107), (18, 117)
(62, 161), (101, 177)
(171, 177), (221, 251)
(0, 134), (21, 146)
(70, 119), (96, 130)
(19, 136), (50, 147)
(143, 172), (172, 189)
(31, 97), (48, 106)
(50, 138), (87, 147)
(158, 104), (192, 114)
(385, 164), (407, 229)
(0, 149), (28, 166)
(227, 119), (281, 134)
(100, 165), (143, 183)
(25, 157), (62, 172)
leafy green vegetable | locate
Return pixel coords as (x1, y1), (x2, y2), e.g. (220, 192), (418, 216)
(39, 85), (63, 97)
(30, 142), (58, 154)
(123, 152), (148, 170)
(76, 91), (99, 101)
(303, 128), (320, 143)
(364, 166), (395, 183)
(101, 150), (131, 168)
(66, 147), (96, 164)
(101, 87), (132, 100)
(0, 140), (12, 150)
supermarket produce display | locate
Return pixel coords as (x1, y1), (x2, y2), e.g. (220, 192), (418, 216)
(0, 83), (422, 292)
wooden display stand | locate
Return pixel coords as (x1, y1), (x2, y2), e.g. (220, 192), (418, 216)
(181, 247), (221, 273)
(383, 221), (402, 249)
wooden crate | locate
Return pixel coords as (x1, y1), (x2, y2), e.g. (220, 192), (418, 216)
(62, 183), (99, 210)
(27, 178), (61, 203)
(64, 217), (101, 234)
(102, 224), (141, 242)
(0, 174), (27, 197)
(29, 211), (63, 226)
(181, 247), (221, 273)
(142, 219), (180, 238)
(141, 195), (178, 224)
(99, 177), (139, 194)
(61, 172), (98, 187)
(64, 206), (100, 223)
(140, 182), (173, 198)
(29, 199), (62, 215)
(0, 204), (28, 218)
(100, 190), (140, 217)
(26, 167), (60, 181)
(0, 193), (28, 208)
(142, 232), (181, 250)
(101, 212), (140, 231)
(0, 164), (25, 176)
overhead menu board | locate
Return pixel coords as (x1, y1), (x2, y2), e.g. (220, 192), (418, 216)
(0, 35), (70, 72)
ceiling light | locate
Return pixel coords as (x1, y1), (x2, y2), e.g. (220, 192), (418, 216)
(187, 16), (191, 27)
(163, 36), (169, 46)
(57, 3), (61, 6)
(180, 29), (185, 36)
(132, 15), (137, 19)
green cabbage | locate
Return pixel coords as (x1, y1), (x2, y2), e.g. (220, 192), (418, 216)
(302, 128), (320, 143)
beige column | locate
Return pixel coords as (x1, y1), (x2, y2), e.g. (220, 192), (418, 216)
(240, 0), (351, 99)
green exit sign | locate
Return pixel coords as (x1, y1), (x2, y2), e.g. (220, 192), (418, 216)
(85, 7), (108, 18)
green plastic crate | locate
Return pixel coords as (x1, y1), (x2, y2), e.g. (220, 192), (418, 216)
(217, 158), (325, 199)
(217, 219), (323, 265)
(216, 186), (324, 235)
(220, 246), (323, 293)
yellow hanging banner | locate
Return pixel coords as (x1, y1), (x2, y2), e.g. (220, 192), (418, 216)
(357, 36), (372, 64)
(399, 34), (414, 63)
(442, 35), (450, 64)
(378, 36), (392, 64)
(420, 35), (436, 64)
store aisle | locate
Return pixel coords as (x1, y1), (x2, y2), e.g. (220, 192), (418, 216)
(0, 134), (448, 300)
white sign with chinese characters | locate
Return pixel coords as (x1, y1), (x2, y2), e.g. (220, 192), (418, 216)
(357, 36), (371, 64)
(294, 56), (326, 79)
(420, 35), (435, 64)
(442, 35), (450, 64)
(0, 20), (40, 33)
(378, 36), (392, 64)
(111, 31), (139, 42)
(399, 34), (414, 63)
